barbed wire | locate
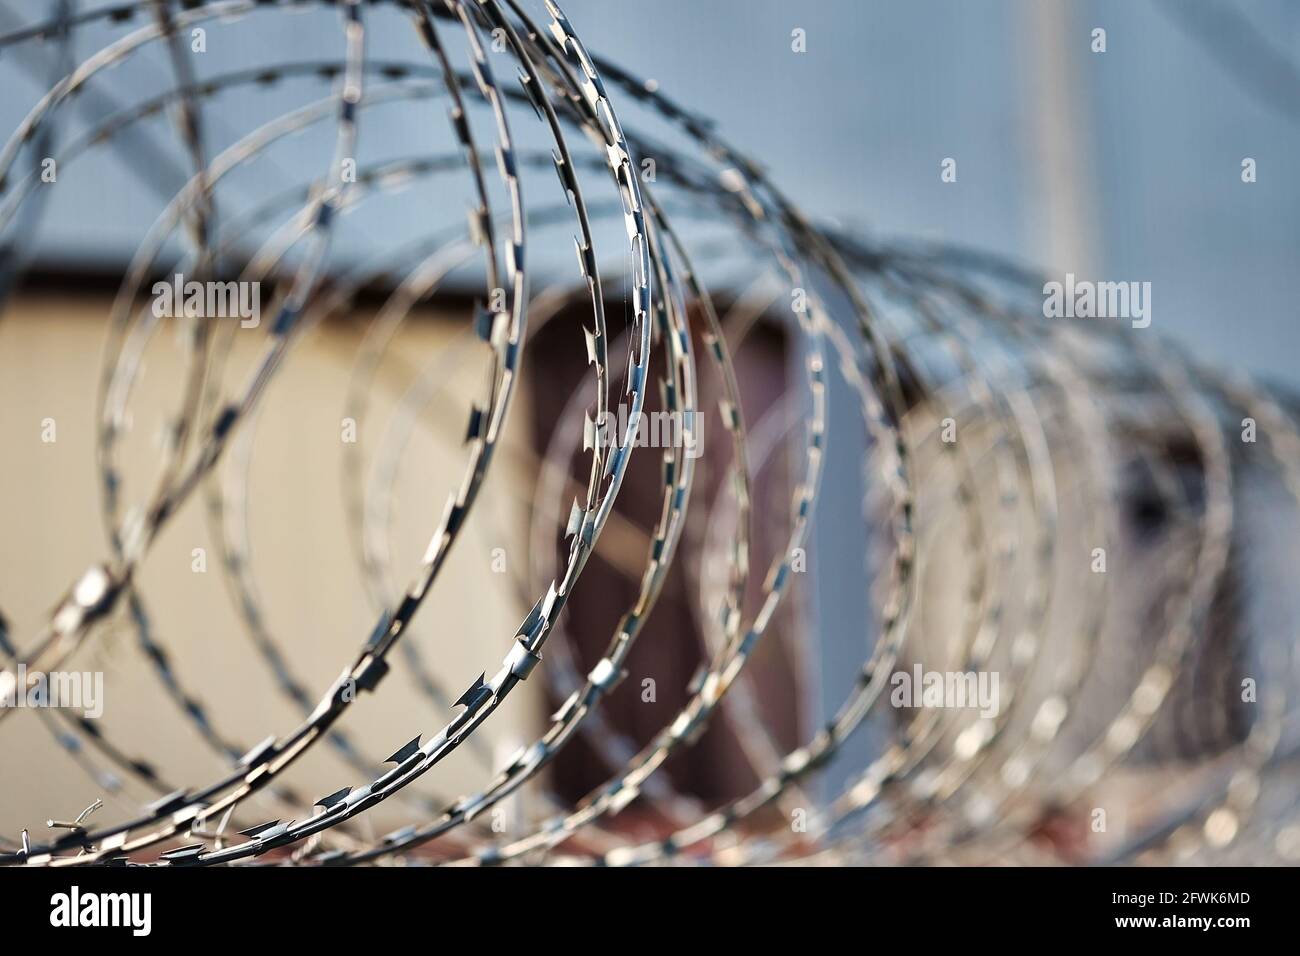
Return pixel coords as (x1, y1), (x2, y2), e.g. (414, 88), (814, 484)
(0, 0), (1296, 868)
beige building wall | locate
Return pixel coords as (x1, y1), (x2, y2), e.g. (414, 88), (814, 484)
(0, 295), (541, 841)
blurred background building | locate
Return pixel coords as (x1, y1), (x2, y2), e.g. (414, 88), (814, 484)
(0, 0), (1297, 855)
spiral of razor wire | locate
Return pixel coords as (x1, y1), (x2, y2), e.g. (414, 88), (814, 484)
(0, 0), (1297, 868)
